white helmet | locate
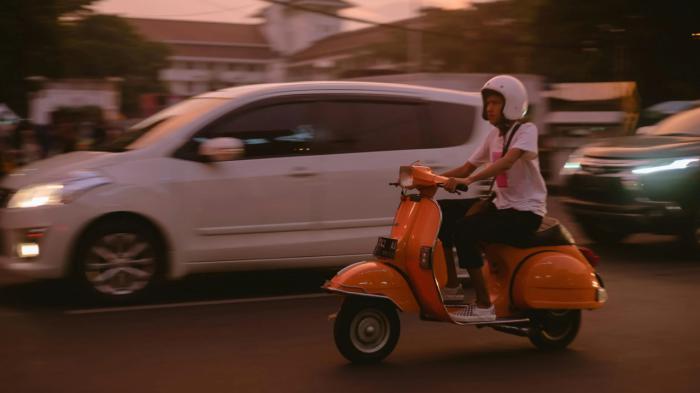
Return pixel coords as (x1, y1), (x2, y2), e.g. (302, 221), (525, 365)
(480, 75), (528, 121)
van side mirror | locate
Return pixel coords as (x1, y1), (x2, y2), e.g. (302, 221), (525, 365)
(198, 137), (244, 162)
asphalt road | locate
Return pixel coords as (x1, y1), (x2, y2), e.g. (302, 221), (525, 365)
(1, 197), (699, 393)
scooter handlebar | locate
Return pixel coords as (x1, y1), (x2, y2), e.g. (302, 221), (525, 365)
(436, 183), (469, 192)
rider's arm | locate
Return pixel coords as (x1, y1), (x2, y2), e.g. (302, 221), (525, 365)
(440, 161), (478, 179)
(464, 148), (525, 184)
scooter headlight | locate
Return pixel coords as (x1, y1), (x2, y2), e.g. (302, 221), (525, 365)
(399, 167), (413, 187)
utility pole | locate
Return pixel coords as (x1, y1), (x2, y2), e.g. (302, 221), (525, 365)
(407, 0), (423, 72)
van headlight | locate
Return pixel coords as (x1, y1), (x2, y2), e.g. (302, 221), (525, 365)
(7, 171), (111, 209)
(632, 157), (700, 175)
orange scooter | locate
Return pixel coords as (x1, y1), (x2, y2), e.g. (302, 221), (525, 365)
(324, 165), (607, 363)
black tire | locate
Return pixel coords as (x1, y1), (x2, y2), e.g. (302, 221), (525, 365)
(678, 209), (700, 254)
(528, 310), (581, 351)
(73, 218), (165, 304)
(334, 297), (400, 364)
(579, 221), (628, 244)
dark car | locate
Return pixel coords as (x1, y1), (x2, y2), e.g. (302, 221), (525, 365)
(560, 107), (700, 247)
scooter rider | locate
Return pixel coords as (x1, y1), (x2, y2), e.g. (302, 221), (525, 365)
(439, 75), (548, 322)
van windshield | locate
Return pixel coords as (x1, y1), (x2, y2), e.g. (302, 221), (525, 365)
(92, 98), (229, 152)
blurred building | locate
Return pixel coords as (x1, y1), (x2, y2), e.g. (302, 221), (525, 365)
(126, 0), (426, 97)
(127, 18), (278, 97)
(27, 78), (123, 126)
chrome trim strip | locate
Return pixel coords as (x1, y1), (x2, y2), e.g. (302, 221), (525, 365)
(324, 287), (405, 311)
(581, 157), (652, 167)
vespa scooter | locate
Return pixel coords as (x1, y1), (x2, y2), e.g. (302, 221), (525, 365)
(324, 165), (607, 363)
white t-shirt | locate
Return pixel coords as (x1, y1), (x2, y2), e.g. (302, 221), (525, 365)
(468, 122), (547, 216)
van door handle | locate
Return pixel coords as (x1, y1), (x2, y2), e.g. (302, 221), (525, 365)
(288, 167), (317, 178)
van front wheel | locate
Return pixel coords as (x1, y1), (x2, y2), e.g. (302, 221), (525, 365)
(74, 218), (164, 304)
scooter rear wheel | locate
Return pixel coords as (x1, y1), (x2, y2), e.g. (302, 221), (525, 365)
(528, 309), (581, 351)
(334, 297), (400, 364)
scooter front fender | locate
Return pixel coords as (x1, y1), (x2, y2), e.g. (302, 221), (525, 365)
(323, 261), (419, 312)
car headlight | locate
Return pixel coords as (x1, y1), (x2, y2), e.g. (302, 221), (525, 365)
(7, 171), (111, 209)
(560, 149), (584, 176)
(632, 157), (700, 175)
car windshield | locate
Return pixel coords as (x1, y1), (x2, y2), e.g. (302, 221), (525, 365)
(91, 98), (229, 152)
(650, 108), (700, 137)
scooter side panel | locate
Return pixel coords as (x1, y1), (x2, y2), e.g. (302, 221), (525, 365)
(323, 261), (420, 312)
(511, 253), (604, 310)
(402, 199), (453, 322)
(433, 239), (448, 289)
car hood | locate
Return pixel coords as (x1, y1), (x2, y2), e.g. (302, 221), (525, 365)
(1, 151), (128, 190)
(582, 135), (700, 160)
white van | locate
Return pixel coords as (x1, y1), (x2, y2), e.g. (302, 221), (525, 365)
(0, 81), (490, 301)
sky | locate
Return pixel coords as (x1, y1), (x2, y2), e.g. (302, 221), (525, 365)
(92, 0), (474, 30)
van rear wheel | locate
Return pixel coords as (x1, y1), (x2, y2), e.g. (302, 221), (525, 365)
(528, 310), (581, 351)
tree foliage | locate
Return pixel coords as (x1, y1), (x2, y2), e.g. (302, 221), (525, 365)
(373, 0), (700, 105)
(0, 0), (95, 115)
(0, 1), (170, 117)
(60, 15), (171, 115)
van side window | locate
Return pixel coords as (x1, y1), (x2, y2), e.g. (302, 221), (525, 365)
(317, 101), (426, 154)
(427, 102), (476, 148)
(204, 102), (319, 159)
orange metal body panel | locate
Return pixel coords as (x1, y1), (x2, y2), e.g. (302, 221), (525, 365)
(510, 252), (603, 310)
(390, 197), (452, 321)
(324, 261), (420, 312)
(483, 244), (602, 315)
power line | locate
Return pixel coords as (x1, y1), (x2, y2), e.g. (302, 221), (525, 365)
(121, 2), (260, 19)
(259, 0), (579, 49)
(260, 0), (457, 38)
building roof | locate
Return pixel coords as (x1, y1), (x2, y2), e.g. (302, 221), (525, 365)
(169, 44), (276, 60)
(288, 25), (389, 63)
(288, 16), (425, 63)
(127, 18), (268, 46)
(252, 0), (354, 17)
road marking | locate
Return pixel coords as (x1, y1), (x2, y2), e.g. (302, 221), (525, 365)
(65, 293), (334, 315)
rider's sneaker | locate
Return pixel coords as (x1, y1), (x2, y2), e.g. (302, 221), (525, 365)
(450, 304), (496, 322)
(441, 285), (465, 303)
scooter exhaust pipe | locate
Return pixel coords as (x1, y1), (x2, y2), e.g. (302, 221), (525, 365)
(488, 324), (530, 337)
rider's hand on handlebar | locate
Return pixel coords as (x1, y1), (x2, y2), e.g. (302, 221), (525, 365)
(444, 177), (470, 193)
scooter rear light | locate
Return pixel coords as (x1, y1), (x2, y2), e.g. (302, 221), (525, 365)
(578, 247), (600, 268)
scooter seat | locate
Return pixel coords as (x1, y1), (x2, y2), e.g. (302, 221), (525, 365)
(508, 216), (575, 248)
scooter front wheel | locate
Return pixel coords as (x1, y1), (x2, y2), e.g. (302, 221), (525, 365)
(528, 309), (581, 351)
(334, 297), (400, 364)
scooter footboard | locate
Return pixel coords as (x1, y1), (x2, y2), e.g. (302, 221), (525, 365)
(323, 261), (420, 312)
(511, 252), (606, 310)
